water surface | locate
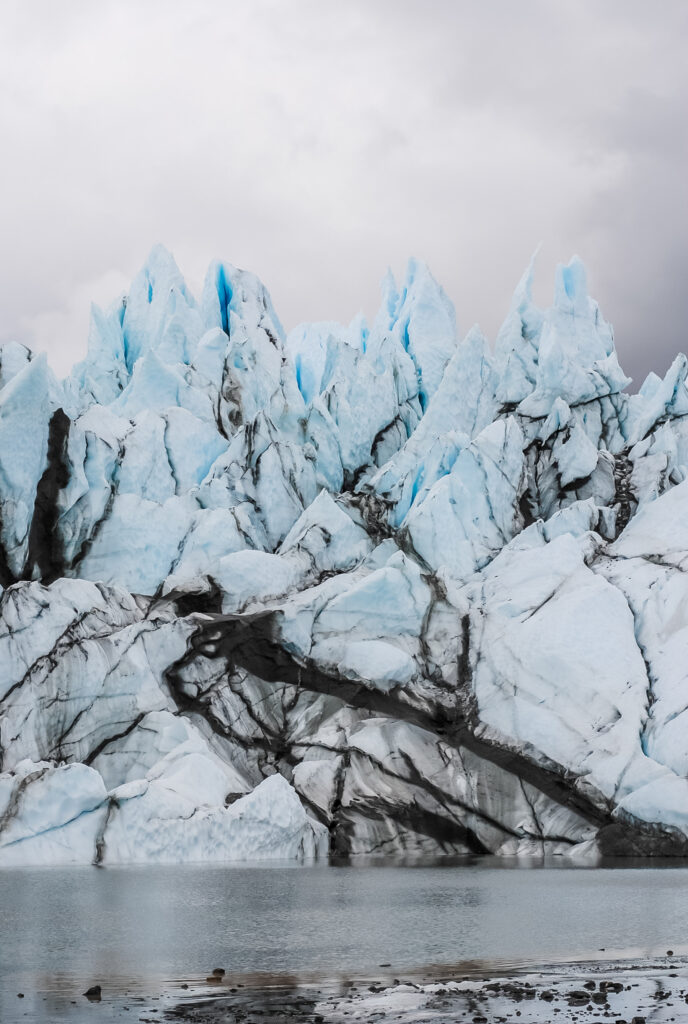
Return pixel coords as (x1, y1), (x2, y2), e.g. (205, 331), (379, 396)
(1, 859), (687, 1021)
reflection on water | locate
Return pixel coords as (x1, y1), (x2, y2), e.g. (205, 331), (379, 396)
(1, 857), (687, 1020)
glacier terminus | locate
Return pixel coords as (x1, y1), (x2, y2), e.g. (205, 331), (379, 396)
(1, 245), (688, 866)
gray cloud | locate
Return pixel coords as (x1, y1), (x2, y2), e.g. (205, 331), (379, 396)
(1, 0), (686, 385)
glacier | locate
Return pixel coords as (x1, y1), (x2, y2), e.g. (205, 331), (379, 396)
(1, 244), (688, 865)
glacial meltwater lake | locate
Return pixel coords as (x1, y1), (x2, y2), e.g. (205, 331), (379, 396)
(1, 859), (688, 1021)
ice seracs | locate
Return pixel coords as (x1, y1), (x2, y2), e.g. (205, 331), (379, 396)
(0, 354), (61, 580)
(1, 245), (688, 865)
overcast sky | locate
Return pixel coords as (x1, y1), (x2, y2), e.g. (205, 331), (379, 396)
(1, 0), (687, 385)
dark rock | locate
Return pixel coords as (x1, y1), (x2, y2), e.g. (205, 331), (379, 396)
(83, 984), (102, 1001)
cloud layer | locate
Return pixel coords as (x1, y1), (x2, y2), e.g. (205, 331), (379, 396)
(1, 0), (686, 383)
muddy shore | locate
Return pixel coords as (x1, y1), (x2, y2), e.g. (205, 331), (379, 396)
(5, 956), (687, 1023)
(160, 956), (688, 1023)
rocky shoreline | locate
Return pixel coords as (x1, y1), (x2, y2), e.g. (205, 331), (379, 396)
(5, 956), (688, 1022)
(159, 957), (688, 1024)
